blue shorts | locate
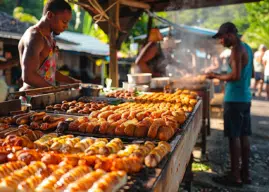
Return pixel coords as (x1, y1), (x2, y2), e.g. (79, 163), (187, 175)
(264, 75), (269, 84)
(255, 72), (263, 81)
(224, 102), (252, 137)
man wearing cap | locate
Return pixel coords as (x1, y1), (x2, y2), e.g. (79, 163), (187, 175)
(206, 22), (253, 187)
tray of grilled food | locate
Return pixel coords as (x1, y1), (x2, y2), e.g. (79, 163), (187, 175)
(61, 99), (198, 142)
(0, 89), (202, 191)
(0, 132), (172, 191)
(0, 108), (179, 143)
(43, 96), (126, 116)
(0, 89), (199, 143)
(0, 111), (70, 141)
(56, 91), (198, 142)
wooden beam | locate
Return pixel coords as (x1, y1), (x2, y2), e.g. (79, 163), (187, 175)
(116, 10), (143, 49)
(120, 0), (150, 10)
(146, 15), (153, 42)
(108, 0), (119, 87)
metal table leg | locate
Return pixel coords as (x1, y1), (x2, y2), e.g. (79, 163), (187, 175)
(183, 153), (194, 192)
(202, 119), (207, 155)
(207, 90), (211, 136)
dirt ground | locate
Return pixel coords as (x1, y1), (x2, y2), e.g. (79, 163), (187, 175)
(180, 93), (269, 192)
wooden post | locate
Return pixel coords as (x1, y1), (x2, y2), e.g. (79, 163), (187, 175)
(146, 15), (153, 42)
(108, 0), (119, 87)
(120, 0), (150, 9)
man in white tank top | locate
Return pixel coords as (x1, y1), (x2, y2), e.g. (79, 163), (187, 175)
(262, 48), (269, 100)
(253, 44), (266, 97)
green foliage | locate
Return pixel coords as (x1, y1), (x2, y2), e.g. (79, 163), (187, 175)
(242, 0), (269, 48)
(2, 0), (269, 51)
(165, 3), (269, 49)
(129, 13), (149, 38)
(119, 41), (131, 57)
(192, 162), (211, 172)
(18, 0), (44, 20)
(0, 0), (17, 15)
(82, 11), (93, 34)
(154, 12), (168, 27)
(166, 4), (248, 32)
(82, 12), (108, 43)
(13, 7), (38, 24)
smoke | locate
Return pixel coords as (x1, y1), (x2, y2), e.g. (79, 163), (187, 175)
(162, 2), (239, 78)
(163, 16), (215, 77)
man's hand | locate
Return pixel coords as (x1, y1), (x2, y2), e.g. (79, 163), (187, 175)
(206, 72), (217, 79)
(70, 77), (82, 84)
(204, 68), (212, 74)
(55, 71), (82, 84)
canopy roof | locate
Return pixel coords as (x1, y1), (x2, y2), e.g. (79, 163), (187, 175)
(73, 0), (260, 47)
(133, 25), (217, 40)
(57, 31), (109, 56)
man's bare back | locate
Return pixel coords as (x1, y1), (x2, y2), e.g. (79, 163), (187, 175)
(19, 26), (51, 70)
(19, 26), (54, 91)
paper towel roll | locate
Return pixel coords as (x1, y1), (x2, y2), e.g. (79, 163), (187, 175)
(0, 78), (8, 102)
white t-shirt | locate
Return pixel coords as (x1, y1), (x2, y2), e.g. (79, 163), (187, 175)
(254, 51), (264, 72)
(262, 50), (269, 76)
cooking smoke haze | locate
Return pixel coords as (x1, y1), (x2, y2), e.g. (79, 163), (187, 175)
(162, 1), (215, 78)
(162, 2), (245, 79)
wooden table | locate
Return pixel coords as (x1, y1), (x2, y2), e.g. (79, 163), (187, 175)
(3, 90), (203, 192)
(142, 100), (203, 192)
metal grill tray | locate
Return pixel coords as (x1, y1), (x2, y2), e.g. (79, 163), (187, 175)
(0, 101), (201, 192)
(119, 100), (202, 191)
(62, 112), (191, 144)
(78, 96), (125, 104)
(51, 104), (194, 144)
(118, 121), (192, 191)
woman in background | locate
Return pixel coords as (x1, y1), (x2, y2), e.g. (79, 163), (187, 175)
(135, 28), (166, 77)
(0, 52), (18, 101)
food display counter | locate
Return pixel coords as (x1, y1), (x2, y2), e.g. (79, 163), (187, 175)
(171, 75), (212, 155)
(0, 85), (203, 192)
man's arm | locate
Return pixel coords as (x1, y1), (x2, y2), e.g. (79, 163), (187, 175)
(21, 31), (51, 87)
(55, 71), (81, 84)
(135, 42), (158, 74)
(208, 47), (242, 81)
(0, 59), (18, 70)
(211, 56), (220, 70)
(262, 51), (268, 67)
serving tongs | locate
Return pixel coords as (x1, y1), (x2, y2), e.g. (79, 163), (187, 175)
(7, 83), (80, 100)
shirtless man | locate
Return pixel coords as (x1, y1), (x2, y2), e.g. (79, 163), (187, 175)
(206, 22), (253, 187)
(18, 0), (80, 91)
